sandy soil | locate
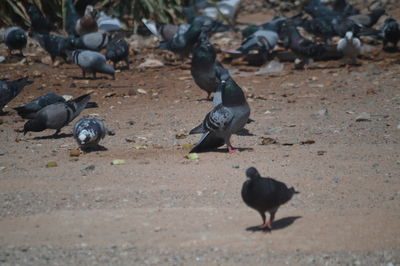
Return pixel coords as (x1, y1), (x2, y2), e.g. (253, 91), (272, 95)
(0, 10), (400, 266)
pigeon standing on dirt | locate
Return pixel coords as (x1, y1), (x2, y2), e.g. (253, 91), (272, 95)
(23, 93), (91, 136)
(76, 5), (98, 36)
(32, 33), (68, 63)
(105, 39), (130, 69)
(191, 34), (229, 101)
(0, 27), (27, 56)
(14, 92), (98, 119)
(68, 50), (115, 79)
(241, 167), (299, 230)
(27, 3), (56, 34)
(337, 31), (361, 66)
(280, 22), (326, 69)
(0, 77), (32, 113)
(189, 76), (250, 153)
(381, 18), (400, 50)
(73, 118), (106, 150)
(64, 0), (80, 36)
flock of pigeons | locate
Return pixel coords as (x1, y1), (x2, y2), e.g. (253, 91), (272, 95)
(0, 0), (399, 230)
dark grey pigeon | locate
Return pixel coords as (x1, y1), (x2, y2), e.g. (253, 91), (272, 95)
(0, 77), (32, 113)
(1, 26), (27, 56)
(348, 8), (385, 28)
(105, 39), (130, 69)
(189, 76), (250, 153)
(14, 92), (98, 119)
(27, 3), (56, 34)
(241, 167), (299, 230)
(381, 18), (400, 50)
(32, 33), (68, 62)
(69, 50), (115, 79)
(191, 33), (229, 101)
(73, 118), (106, 150)
(23, 93), (91, 136)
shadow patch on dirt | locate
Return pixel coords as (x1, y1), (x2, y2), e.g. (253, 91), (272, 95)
(246, 216), (302, 233)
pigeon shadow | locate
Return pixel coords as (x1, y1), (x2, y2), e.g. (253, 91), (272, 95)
(212, 147), (254, 153)
(33, 133), (73, 140)
(82, 145), (108, 153)
(383, 46), (398, 53)
(235, 128), (255, 136)
(246, 216), (302, 233)
(0, 111), (9, 116)
(70, 76), (110, 80)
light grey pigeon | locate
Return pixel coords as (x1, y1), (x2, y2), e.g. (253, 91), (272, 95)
(242, 167), (299, 230)
(189, 76), (250, 153)
(191, 33), (229, 101)
(66, 32), (116, 51)
(0, 77), (32, 113)
(69, 50), (115, 79)
(97, 11), (123, 32)
(73, 118), (106, 150)
(238, 30), (278, 55)
(0, 26), (27, 56)
(337, 31), (361, 66)
(75, 5), (98, 36)
(23, 93), (91, 136)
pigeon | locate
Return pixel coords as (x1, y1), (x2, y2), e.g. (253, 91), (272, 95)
(301, 17), (336, 42)
(68, 50), (115, 79)
(304, 0), (342, 19)
(191, 34), (229, 100)
(105, 39), (130, 68)
(241, 167), (299, 230)
(73, 118), (106, 150)
(348, 8), (385, 28)
(337, 31), (361, 66)
(189, 76), (250, 153)
(0, 27), (27, 56)
(157, 20), (203, 59)
(76, 5), (98, 36)
(380, 18), (400, 50)
(65, 32), (117, 51)
(64, 0), (80, 36)
(32, 33), (68, 63)
(0, 77), (32, 113)
(27, 3), (56, 34)
(332, 0), (359, 16)
(238, 30), (278, 55)
(142, 18), (190, 41)
(97, 11), (123, 32)
(14, 92), (98, 119)
(23, 93), (91, 136)
(280, 22), (326, 69)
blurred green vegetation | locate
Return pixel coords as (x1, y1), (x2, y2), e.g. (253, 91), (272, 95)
(0, 0), (187, 30)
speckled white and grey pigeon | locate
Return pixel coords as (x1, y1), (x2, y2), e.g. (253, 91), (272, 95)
(189, 76), (250, 153)
(241, 167), (299, 230)
(0, 26), (27, 56)
(0, 77), (32, 113)
(337, 31), (361, 66)
(14, 92), (98, 119)
(23, 93), (91, 136)
(191, 33), (229, 101)
(69, 50), (115, 79)
(73, 118), (106, 150)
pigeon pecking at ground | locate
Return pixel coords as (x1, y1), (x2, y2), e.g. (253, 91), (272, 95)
(0, 26), (27, 56)
(0, 77), (32, 114)
(191, 33), (229, 101)
(14, 92), (98, 119)
(73, 118), (106, 150)
(337, 31), (361, 66)
(76, 5), (98, 36)
(105, 39), (130, 69)
(189, 76), (250, 153)
(241, 167), (299, 230)
(23, 93), (91, 137)
(68, 49), (115, 79)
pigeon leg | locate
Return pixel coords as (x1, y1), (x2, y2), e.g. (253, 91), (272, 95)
(258, 212), (271, 230)
(7, 49), (12, 57)
(53, 129), (61, 137)
(125, 58), (130, 69)
(92, 72), (96, 79)
(206, 92), (211, 101)
(20, 49), (24, 57)
(82, 70), (86, 78)
(226, 139), (237, 153)
(113, 62), (116, 69)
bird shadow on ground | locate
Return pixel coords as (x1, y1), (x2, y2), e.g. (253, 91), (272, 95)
(213, 147), (254, 153)
(70, 76), (110, 80)
(236, 128), (255, 136)
(0, 111), (9, 116)
(82, 145), (108, 153)
(246, 216), (302, 233)
(383, 47), (398, 53)
(33, 133), (73, 140)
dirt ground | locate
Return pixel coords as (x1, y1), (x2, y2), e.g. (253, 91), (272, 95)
(0, 9), (400, 266)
